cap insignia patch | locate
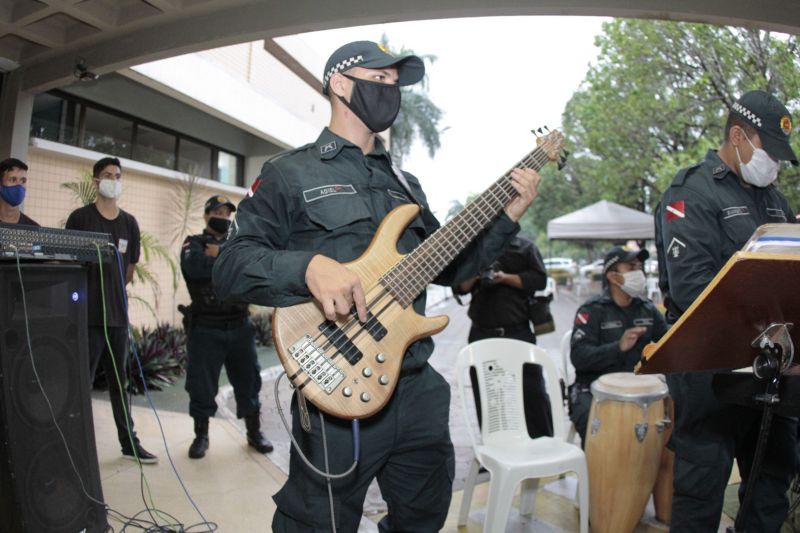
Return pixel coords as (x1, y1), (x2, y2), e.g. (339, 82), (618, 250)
(780, 115), (792, 136)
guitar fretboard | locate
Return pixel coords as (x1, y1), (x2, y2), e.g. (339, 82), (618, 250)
(379, 144), (553, 307)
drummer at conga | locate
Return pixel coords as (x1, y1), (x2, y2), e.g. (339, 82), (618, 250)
(569, 246), (668, 445)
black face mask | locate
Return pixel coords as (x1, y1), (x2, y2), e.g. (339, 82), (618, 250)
(207, 217), (231, 235)
(337, 75), (402, 133)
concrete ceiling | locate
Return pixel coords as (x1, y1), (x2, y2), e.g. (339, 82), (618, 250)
(1, 0), (799, 93)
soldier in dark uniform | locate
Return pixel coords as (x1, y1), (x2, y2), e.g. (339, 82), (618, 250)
(180, 195), (272, 459)
(569, 246), (668, 445)
(212, 41), (542, 532)
(655, 90), (798, 532)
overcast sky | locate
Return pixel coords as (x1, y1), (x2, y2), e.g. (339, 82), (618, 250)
(291, 16), (608, 217)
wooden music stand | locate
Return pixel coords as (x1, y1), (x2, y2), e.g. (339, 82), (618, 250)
(636, 225), (800, 533)
(636, 250), (800, 375)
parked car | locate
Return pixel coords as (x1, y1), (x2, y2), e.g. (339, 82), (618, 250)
(579, 259), (604, 280)
(543, 257), (577, 275)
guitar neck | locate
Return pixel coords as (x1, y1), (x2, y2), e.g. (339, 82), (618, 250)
(380, 144), (552, 307)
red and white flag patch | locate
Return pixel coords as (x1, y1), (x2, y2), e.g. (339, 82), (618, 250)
(247, 177), (262, 198)
(575, 312), (590, 325)
(666, 200), (685, 221)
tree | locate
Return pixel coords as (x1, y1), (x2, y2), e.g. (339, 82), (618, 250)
(523, 20), (800, 240)
(380, 34), (445, 165)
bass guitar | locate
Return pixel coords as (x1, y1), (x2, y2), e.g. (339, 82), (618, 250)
(272, 129), (566, 419)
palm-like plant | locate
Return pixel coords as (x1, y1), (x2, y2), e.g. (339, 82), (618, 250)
(380, 34), (446, 166)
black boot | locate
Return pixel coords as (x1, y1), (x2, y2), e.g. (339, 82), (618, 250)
(188, 417), (209, 459)
(244, 414), (273, 454)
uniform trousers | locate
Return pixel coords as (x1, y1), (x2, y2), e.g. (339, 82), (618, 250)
(668, 372), (797, 532)
(185, 320), (261, 419)
(272, 363), (455, 532)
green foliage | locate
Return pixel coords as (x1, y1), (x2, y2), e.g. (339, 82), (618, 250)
(60, 171), (96, 205)
(250, 312), (274, 347)
(381, 34), (445, 165)
(525, 21), (800, 241)
(92, 323), (187, 394)
(169, 173), (206, 246)
(127, 323), (187, 394)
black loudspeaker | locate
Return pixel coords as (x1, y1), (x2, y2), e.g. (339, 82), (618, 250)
(0, 263), (107, 533)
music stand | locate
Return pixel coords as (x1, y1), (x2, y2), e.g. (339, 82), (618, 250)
(636, 236), (800, 532)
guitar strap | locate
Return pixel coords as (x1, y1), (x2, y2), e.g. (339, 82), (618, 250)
(389, 159), (440, 229)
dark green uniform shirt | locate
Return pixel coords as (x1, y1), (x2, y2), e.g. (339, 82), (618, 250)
(213, 128), (520, 370)
(570, 290), (668, 384)
(655, 149), (795, 319)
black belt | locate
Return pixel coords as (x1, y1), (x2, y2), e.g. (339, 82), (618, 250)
(194, 317), (248, 330)
(472, 322), (531, 337)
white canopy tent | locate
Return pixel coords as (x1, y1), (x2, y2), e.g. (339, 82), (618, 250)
(547, 200), (655, 241)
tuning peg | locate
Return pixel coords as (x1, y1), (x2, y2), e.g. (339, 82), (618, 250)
(531, 128), (540, 137)
(543, 125), (550, 132)
(563, 149), (571, 158)
(537, 127), (544, 135)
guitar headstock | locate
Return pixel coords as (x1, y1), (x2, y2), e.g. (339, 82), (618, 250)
(532, 127), (569, 170)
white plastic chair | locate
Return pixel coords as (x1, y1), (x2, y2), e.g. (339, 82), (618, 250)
(457, 338), (589, 533)
(560, 329), (578, 444)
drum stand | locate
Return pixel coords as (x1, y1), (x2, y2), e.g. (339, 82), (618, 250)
(727, 323), (794, 533)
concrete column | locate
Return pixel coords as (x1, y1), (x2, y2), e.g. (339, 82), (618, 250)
(0, 69), (34, 162)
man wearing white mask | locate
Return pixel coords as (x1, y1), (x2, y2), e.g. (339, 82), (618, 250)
(655, 91), (797, 531)
(66, 157), (158, 464)
(569, 246), (667, 445)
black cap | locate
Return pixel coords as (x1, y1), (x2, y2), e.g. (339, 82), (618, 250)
(322, 40), (425, 96)
(204, 195), (236, 213)
(602, 246), (649, 275)
(731, 90), (798, 166)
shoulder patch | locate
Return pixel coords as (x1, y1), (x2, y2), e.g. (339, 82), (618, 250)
(575, 312), (590, 325)
(665, 200), (685, 221)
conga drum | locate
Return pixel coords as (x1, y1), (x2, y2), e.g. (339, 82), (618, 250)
(586, 373), (670, 533)
(652, 395), (675, 524)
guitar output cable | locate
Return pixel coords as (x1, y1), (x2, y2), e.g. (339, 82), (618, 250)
(274, 371), (360, 533)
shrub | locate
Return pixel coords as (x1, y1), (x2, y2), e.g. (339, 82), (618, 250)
(251, 313), (274, 347)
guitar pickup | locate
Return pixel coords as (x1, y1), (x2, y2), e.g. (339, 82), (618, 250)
(319, 321), (364, 365)
(287, 335), (345, 394)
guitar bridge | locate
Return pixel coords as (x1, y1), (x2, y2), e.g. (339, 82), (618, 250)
(287, 335), (346, 394)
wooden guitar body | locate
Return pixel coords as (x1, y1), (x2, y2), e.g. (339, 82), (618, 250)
(272, 204), (448, 419)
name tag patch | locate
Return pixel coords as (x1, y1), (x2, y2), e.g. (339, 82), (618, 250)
(303, 184), (357, 203)
(634, 318), (654, 327)
(387, 189), (410, 202)
(766, 208), (787, 221)
(601, 320), (623, 330)
(118, 238), (128, 254)
(722, 206), (749, 219)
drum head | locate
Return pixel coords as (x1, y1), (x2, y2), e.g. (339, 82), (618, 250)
(592, 372), (669, 402)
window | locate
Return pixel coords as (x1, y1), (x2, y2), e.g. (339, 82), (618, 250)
(133, 125), (176, 169)
(217, 151), (239, 185)
(178, 138), (212, 179)
(81, 107), (133, 159)
(30, 91), (244, 186)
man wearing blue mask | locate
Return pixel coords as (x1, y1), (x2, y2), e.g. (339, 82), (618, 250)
(569, 246), (667, 445)
(655, 91), (798, 531)
(0, 158), (38, 226)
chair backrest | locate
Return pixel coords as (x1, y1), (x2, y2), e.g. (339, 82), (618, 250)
(457, 338), (566, 449)
(560, 329), (573, 386)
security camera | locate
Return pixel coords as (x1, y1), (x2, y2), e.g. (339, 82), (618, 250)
(74, 57), (98, 82)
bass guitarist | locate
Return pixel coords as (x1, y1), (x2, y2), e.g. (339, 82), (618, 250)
(213, 40), (541, 532)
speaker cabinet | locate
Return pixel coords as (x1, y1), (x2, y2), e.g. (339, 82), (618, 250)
(0, 263), (106, 532)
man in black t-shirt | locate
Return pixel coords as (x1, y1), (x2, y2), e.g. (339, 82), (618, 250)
(456, 236), (553, 438)
(66, 157), (158, 464)
(0, 158), (39, 226)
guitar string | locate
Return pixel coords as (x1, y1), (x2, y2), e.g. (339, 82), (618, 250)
(290, 139), (560, 382)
